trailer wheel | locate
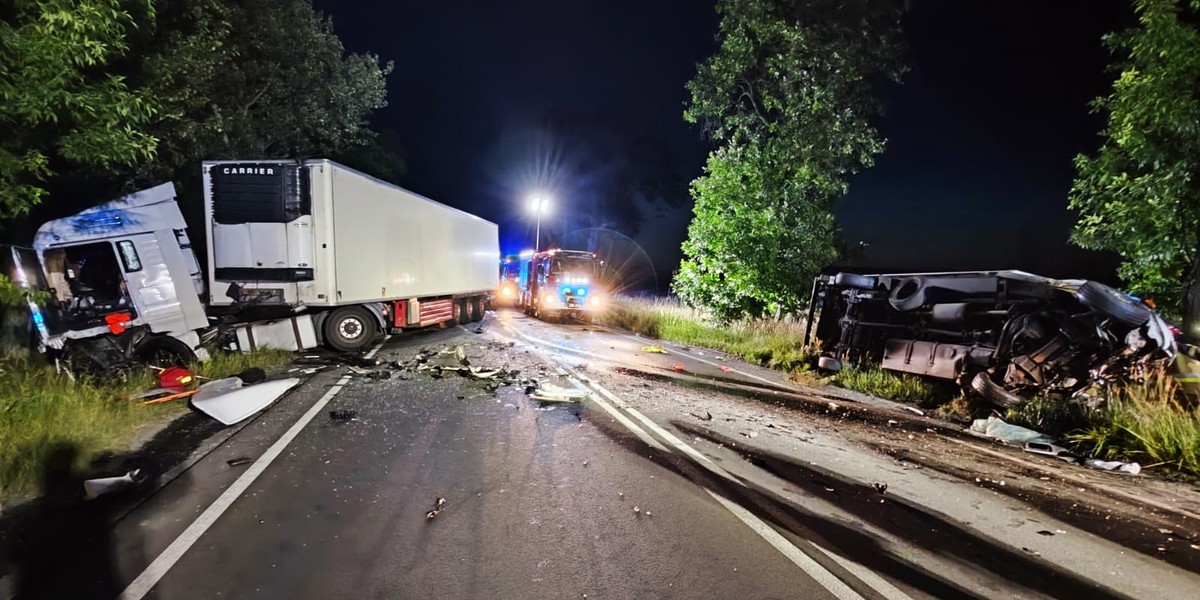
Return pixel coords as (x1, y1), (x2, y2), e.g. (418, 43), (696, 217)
(469, 297), (484, 322)
(133, 335), (197, 369)
(324, 306), (375, 352)
(454, 298), (469, 325)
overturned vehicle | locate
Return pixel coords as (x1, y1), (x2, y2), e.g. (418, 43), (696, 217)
(804, 270), (1180, 407)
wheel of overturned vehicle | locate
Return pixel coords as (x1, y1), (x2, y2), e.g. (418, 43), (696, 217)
(324, 306), (375, 352)
(889, 277), (927, 312)
(833, 272), (876, 290)
(817, 356), (842, 372)
(133, 335), (197, 370)
(970, 372), (1026, 409)
(469, 296), (484, 322)
(1076, 280), (1152, 329)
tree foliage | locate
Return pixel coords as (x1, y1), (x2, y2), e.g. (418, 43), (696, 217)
(127, 0), (394, 184)
(1069, 0), (1200, 339)
(0, 0), (157, 220)
(673, 0), (906, 321)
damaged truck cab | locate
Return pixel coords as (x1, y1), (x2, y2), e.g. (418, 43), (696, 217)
(31, 183), (210, 371)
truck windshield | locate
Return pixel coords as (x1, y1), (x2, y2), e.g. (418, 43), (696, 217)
(551, 257), (596, 277)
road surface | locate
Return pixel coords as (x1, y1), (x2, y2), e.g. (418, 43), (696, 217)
(5, 307), (1200, 600)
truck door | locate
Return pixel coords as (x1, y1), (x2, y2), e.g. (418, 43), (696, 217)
(6, 245), (64, 338)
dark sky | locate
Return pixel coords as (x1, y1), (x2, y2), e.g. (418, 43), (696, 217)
(314, 0), (1135, 288)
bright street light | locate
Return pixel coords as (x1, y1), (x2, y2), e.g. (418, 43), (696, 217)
(528, 194), (550, 252)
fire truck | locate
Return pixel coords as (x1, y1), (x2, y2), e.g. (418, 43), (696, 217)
(517, 249), (603, 321)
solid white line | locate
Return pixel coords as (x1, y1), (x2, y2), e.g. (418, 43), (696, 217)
(705, 490), (866, 600)
(119, 338), (388, 600)
(809, 540), (914, 600)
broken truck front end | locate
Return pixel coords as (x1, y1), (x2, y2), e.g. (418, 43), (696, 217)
(806, 270), (1177, 407)
(29, 183), (211, 373)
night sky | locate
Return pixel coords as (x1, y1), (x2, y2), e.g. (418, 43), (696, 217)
(313, 0), (1135, 289)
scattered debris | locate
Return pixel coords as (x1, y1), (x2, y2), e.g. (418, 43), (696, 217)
(1083, 459), (1142, 475)
(329, 409), (357, 421)
(339, 355), (380, 368)
(227, 457), (252, 467)
(633, 506), (641, 514)
(740, 431), (758, 439)
(1037, 530), (1056, 537)
(236, 367), (268, 384)
(83, 469), (146, 500)
(690, 411), (714, 421)
(903, 406), (925, 417)
(873, 482), (888, 494)
(1024, 441), (1077, 459)
(968, 416), (1054, 445)
(719, 366), (733, 373)
(365, 370), (392, 380)
(672, 363), (685, 373)
(193, 378), (300, 426)
(887, 419), (899, 426)
(426, 497), (448, 520)
(643, 344), (668, 354)
(530, 383), (590, 403)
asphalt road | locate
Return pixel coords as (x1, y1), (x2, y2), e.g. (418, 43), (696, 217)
(107, 311), (860, 600)
(9, 307), (1200, 600)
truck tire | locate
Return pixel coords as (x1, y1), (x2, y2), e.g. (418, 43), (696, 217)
(1076, 281), (1152, 329)
(133, 335), (197, 369)
(469, 297), (484, 322)
(970, 372), (1025, 408)
(833, 272), (876, 290)
(888, 277), (927, 312)
(454, 298), (469, 325)
(324, 306), (375, 352)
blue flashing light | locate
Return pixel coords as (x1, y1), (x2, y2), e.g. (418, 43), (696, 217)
(561, 286), (570, 295)
(31, 311), (44, 326)
(577, 288), (587, 296)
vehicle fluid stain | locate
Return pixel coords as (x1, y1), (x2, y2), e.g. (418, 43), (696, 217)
(674, 422), (1134, 600)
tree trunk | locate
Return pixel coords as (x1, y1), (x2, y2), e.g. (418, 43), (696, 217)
(1185, 249), (1200, 345)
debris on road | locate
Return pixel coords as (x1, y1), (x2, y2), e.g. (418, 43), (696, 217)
(672, 363), (685, 373)
(873, 482), (888, 494)
(740, 430), (758, 439)
(426, 497), (448, 520)
(329, 409), (357, 421)
(719, 366), (733, 373)
(968, 416), (1054, 445)
(690, 411), (714, 421)
(226, 457), (252, 467)
(193, 378), (300, 426)
(530, 383), (590, 403)
(643, 344), (668, 354)
(1084, 459), (1142, 475)
(83, 469), (146, 500)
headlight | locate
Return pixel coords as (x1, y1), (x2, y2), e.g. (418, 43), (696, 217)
(501, 287), (514, 296)
(591, 296), (601, 306)
(544, 294), (557, 305)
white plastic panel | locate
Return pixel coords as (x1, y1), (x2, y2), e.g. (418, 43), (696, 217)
(286, 216), (314, 270)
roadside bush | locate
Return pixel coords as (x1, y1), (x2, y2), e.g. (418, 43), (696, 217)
(1070, 377), (1200, 476)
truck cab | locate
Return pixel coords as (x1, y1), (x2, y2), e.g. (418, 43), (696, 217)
(497, 255), (522, 306)
(518, 249), (603, 321)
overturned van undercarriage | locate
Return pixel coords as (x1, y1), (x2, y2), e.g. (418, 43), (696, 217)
(804, 270), (1179, 407)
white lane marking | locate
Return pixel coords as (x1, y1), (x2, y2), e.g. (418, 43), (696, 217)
(497, 316), (908, 600)
(119, 337), (389, 600)
(706, 490), (867, 600)
(809, 540), (913, 600)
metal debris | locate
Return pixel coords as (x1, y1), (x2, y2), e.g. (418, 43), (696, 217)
(329, 409), (357, 421)
(226, 457), (252, 467)
(873, 482), (888, 494)
(530, 383), (590, 403)
(426, 497), (448, 520)
(83, 469), (146, 500)
(690, 411), (714, 421)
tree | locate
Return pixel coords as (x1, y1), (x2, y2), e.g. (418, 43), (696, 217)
(124, 0), (393, 185)
(0, 0), (157, 220)
(1070, 0), (1200, 342)
(673, 0), (906, 320)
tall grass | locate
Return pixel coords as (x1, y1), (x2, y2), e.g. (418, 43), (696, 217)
(830, 366), (947, 406)
(1070, 377), (1200, 476)
(0, 349), (291, 498)
(602, 297), (816, 372)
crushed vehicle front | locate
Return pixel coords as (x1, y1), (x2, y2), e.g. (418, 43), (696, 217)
(805, 270), (1178, 407)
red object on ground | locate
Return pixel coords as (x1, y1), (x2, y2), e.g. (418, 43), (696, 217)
(158, 366), (196, 392)
(673, 363), (685, 373)
(104, 312), (132, 335)
(719, 366), (733, 373)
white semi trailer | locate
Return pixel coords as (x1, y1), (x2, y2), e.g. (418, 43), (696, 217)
(203, 159), (498, 351)
(21, 159), (498, 371)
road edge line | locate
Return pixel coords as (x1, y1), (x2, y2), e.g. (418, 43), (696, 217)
(118, 337), (389, 599)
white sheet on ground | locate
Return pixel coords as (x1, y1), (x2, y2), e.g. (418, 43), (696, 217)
(192, 377), (300, 425)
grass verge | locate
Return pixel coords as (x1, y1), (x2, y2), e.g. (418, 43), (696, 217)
(0, 348), (291, 499)
(602, 297), (816, 372)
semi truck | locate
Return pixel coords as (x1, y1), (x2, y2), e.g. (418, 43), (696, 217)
(517, 248), (604, 321)
(20, 159), (499, 371)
